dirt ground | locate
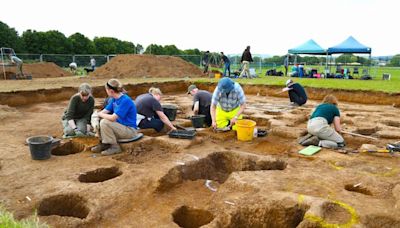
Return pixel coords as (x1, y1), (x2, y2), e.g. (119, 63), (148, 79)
(0, 81), (400, 228)
(2, 62), (72, 79)
(92, 54), (204, 78)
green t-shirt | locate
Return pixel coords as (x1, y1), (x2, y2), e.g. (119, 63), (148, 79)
(62, 94), (94, 122)
(310, 103), (340, 124)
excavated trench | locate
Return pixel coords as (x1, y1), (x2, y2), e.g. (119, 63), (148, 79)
(78, 166), (122, 183)
(51, 141), (85, 156)
(1, 81), (400, 107)
(156, 151), (287, 192)
(172, 205), (214, 228)
(37, 194), (89, 219)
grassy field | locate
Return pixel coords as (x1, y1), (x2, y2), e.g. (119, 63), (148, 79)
(204, 65), (400, 93)
(0, 206), (48, 228)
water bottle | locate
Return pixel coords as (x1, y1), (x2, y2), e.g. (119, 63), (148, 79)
(253, 127), (258, 138)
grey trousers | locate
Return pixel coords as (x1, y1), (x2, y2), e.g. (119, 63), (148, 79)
(62, 119), (88, 136)
(99, 119), (138, 145)
(307, 117), (344, 149)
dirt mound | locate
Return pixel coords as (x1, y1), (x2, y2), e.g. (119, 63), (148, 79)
(92, 54), (204, 78)
(3, 62), (72, 79)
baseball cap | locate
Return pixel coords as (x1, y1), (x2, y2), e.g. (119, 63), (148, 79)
(187, 84), (197, 94)
(285, 79), (293, 86)
(218, 77), (235, 94)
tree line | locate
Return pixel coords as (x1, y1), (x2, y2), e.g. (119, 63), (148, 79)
(1, 21), (397, 66)
(0, 21), (201, 56)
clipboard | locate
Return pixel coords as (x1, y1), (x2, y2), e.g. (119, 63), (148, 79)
(299, 145), (322, 156)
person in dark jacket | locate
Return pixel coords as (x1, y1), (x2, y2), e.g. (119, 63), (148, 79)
(220, 52), (231, 77)
(239, 46), (253, 78)
(202, 51), (210, 74)
(281, 79), (308, 106)
(62, 83), (95, 137)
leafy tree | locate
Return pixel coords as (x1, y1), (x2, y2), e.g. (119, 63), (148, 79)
(68, 33), (96, 54)
(136, 44), (144, 54)
(388, 54), (400, 67)
(183, 48), (201, 55)
(144, 44), (164, 55)
(42, 30), (72, 53)
(21, 30), (46, 53)
(117, 41), (135, 54)
(0, 21), (24, 52)
(93, 37), (118, 54)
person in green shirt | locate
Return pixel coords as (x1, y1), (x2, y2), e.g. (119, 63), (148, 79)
(62, 83), (95, 137)
(300, 94), (345, 149)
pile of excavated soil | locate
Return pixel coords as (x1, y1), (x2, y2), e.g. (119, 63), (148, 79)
(2, 62), (72, 79)
(91, 54), (204, 78)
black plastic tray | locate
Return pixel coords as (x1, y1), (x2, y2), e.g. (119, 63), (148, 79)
(169, 130), (196, 139)
(257, 130), (268, 137)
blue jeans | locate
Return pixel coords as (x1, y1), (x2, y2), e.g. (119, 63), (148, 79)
(139, 117), (164, 132)
(223, 62), (231, 76)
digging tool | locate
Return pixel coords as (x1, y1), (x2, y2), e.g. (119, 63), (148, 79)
(341, 130), (378, 140)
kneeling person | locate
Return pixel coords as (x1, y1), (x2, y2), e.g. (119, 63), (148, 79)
(135, 87), (176, 132)
(282, 79), (307, 106)
(187, 84), (212, 127)
(62, 83), (94, 137)
(211, 77), (246, 130)
(91, 79), (139, 156)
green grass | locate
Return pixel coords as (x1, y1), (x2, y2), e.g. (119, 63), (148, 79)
(203, 66), (400, 93)
(0, 206), (48, 228)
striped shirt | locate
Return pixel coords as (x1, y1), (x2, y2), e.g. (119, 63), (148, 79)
(211, 82), (246, 111)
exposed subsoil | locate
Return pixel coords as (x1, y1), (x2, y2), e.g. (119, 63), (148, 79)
(2, 62), (72, 79)
(91, 54), (204, 78)
(0, 81), (399, 227)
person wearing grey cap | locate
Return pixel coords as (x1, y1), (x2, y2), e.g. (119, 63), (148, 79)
(210, 77), (246, 130)
(187, 84), (212, 127)
(62, 83), (95, 137)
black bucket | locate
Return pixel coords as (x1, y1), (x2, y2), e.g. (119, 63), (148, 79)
(26, 136), (54, 160)
(191, 115), (206, 128)
(162, 105), (177, 121)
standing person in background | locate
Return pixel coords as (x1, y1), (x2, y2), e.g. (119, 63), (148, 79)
(239, 46), (253, 78)
(187, 84), (212, 127)
(281, 79), (308, 106)
(135, 87), (177, 133)
(69, 62), (77, 75)
(202, 51), (210, 74)
(62, 83), (95, 137)
(90, 56), (96, 71)
(220, 52), (231, 77)
(284, 56), (289, 76)
(9, 53), (23, 76)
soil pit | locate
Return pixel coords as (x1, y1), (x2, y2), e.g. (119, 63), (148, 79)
(156, 151), (286, 192)
(172, 205), (214, 228)
(345, 183), (373, 196)
(37, 194), (89, 219)
(51, 140), (85, 156)
(78, 166), (122, 183)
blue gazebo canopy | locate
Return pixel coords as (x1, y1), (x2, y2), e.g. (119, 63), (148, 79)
(288, 39), (326, 55)
(327, 36), (371, 54)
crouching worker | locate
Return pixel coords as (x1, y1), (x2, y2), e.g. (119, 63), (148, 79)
(135, 87), (177, 132)
(62, 83), (94, 138)
(187, 84), (212, 127)
(91, 79), (139, 156)
(210, 77), (246, 130)
(299, 94), (345, 149)
(282, 79), (307, 106)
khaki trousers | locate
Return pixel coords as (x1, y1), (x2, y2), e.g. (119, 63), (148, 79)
(100, 119), (138, 145)
(239, 61), (250, 78)
(307, 117), (344, 149)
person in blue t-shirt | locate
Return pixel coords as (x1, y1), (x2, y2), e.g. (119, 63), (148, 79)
(91, 79), (139, 156)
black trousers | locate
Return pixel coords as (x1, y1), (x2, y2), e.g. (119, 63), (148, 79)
(198, 105), (212, 127)
(289, 91), (307, 106)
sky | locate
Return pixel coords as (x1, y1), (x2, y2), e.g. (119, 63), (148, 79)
(1, 0), (399, 56)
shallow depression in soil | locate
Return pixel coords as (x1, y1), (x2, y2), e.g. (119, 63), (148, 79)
(78, 166), (122, 183)
(38, 194), (89, 219)
(172, 205), (214, 228)
(51, 141), (85, 156)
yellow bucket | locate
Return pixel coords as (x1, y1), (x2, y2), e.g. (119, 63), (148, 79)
(236, 119), (256, 141)
(215, 73), (222, 79)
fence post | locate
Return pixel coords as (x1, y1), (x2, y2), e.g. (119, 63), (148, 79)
(40, 54), (43, 62)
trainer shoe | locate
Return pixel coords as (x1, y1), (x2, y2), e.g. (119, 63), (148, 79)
(301, 135), (320, 146)
(101, 144), (122, 156)
(91, 143), (111, 153)
(298, 133), (313, 145)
